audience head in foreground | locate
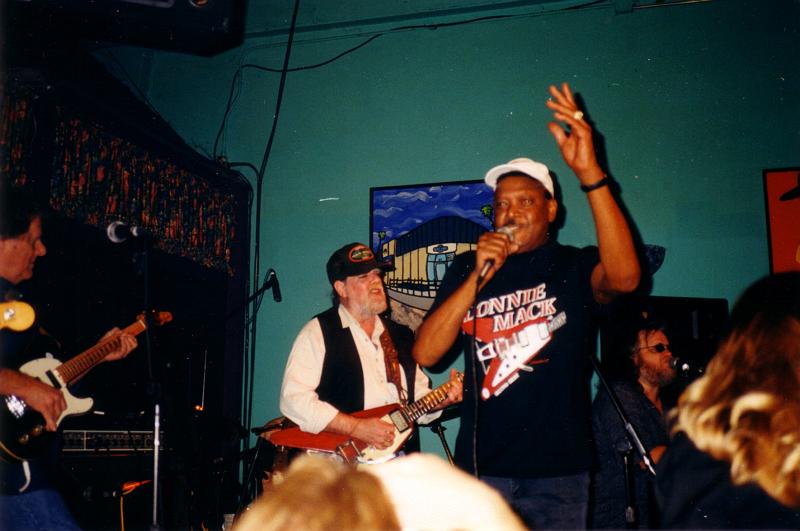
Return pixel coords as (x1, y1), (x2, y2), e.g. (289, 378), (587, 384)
(235, 452), (525, 531)
(657, 272), (800, 527)
(234, 455), (400, 531)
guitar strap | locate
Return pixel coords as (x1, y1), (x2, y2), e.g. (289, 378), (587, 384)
(379, 329), (407, 405)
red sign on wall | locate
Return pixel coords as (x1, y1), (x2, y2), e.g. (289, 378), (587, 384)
(763, 168), (800, 273)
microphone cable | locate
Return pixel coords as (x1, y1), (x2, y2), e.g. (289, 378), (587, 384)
(468, 226), (513, 477)
(470, 267), (482, 478)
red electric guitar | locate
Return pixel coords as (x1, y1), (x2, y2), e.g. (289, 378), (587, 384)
(269, 373), (463, 464)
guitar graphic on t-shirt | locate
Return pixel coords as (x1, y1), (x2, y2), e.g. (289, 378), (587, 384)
(465, 311), (567, 399)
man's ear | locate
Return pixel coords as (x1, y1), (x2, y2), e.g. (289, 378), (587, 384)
(333, 280), (347, 300)
(547, 198), (558, 223)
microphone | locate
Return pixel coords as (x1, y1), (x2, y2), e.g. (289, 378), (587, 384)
(477, 225), (516, 285)
(670, 357), (701, 375)
(266, 269), (282, 302)
(106, 221), (145, 243)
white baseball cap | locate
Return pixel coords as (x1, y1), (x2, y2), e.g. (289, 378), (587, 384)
(484, 157), (554, 196)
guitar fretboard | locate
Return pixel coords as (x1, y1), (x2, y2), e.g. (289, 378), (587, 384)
(56, 320), (146, 384)
(403, 376), (462, 423)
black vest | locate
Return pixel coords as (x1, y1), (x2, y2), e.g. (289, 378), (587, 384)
(315, 306), (418, 412)
(315, 307), (421, 453)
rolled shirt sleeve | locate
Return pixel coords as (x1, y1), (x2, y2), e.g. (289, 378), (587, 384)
(279, 318), (339, 434)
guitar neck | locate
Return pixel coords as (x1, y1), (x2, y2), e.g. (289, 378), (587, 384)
(56, 319), (146, 385)
(402, 377), (459, 423)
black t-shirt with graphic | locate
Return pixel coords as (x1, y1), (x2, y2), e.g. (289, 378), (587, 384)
(429, 240), (600, 478)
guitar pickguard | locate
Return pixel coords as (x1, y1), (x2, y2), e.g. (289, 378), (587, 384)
(19, 354), (95, 425)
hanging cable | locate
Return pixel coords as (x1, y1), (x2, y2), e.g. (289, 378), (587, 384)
(243, 0), (301, 442)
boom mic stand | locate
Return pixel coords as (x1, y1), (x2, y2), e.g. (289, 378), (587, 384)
(227, 268), (282, 512)
(589, 354), (656, 476)
(225, 268), (282, 321)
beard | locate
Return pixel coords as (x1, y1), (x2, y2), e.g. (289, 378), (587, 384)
(352, 290), (387, 320)
(365, 295), (388, 316)
(639, 363), (676, 388)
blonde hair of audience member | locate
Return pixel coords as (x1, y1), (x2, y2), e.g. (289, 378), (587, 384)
(365, 452), (526, 531)
(233, 454), (400, 531)
(671, 272), (800, 508)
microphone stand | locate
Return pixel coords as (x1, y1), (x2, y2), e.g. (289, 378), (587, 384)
(427, 419), (455, 465)
(223, 268), (281, 512)
(589, 354), (656, 477)
(132, 235), (162, 531)
(619, 442), (637, 527)
(225, 268), (281, 321)
(237, 434), (268, 513)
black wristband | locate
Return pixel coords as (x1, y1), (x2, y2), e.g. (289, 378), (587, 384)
(580, 176), (610, 193)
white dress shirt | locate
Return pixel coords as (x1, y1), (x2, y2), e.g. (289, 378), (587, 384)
(280, 305), (438, 434)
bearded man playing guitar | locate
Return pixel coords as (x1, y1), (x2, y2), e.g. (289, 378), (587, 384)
(278, 242), (462, 461)
(0, 183), (137, 531)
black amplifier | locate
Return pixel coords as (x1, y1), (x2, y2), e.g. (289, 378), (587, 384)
(61, 429), (163, 454)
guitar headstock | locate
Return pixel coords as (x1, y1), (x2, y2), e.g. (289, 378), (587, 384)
(136, 311), (173, 327)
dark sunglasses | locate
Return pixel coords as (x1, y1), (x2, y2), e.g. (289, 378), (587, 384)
(637, 343), (671, 353)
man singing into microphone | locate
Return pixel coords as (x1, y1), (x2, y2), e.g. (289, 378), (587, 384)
(413, 82), (640, 529)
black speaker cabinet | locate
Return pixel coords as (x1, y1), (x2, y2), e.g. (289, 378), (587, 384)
(58, 453), (160, 531)
(6, 0), (247, 56)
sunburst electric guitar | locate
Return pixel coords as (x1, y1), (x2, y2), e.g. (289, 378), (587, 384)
(0, 311), (172, 463)
(269, 373), (463, 464)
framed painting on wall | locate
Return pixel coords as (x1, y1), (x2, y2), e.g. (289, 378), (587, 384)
(370, 180), (494, 330)
(763, 167), (800, 273)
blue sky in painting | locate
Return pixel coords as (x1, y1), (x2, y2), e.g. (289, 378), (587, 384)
(370, 181), (494, 247)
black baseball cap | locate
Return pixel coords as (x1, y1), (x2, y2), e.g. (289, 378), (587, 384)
(326, 242), (392, 285)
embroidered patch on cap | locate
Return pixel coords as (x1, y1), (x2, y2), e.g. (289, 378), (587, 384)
(348, 246), (375, 263)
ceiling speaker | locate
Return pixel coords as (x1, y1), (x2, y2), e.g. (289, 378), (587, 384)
(6, 0), (247, 57)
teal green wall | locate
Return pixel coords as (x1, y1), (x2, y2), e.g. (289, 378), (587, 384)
(104, 0), (800, 454)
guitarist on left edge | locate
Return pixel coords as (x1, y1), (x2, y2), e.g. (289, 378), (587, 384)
(279, 242), (462, 459)
(0, 183), (138, 531)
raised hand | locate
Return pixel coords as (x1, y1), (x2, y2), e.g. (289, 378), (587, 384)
(545, 82), (604, 184)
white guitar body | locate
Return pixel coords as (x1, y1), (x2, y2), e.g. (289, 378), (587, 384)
(19, 353), (94, 426)
(358, 412), (413, 464)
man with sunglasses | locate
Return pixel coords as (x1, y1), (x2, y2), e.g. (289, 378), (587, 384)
(279, 242), (461, 456)
(591, 317), (676, 528)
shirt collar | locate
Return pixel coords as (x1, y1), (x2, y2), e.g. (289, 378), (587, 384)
(337, 304), (384, 339)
